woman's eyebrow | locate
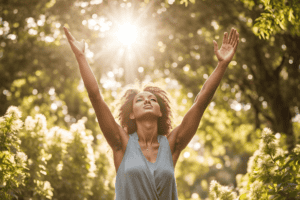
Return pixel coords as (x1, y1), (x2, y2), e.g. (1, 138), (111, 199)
(135, 95), (143, 100)
(136, 94), (155, 99)
(148, 94), (157, 99)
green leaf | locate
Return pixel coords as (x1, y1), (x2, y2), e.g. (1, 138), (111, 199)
(45, 0), (56, 8)
(269, 195), (275, 199)
(239, 193), (247, 199)
(278, 21), (286, 30)
(288, 9), (295, 22)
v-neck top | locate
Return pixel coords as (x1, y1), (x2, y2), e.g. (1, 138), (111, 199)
(115, 132), (178, 200)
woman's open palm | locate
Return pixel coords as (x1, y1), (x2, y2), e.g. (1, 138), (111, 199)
(64, 27), (85, 56)
(213, 28), (239, 64)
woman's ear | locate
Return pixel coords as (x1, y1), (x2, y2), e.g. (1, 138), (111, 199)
(130, 112), (135, 120)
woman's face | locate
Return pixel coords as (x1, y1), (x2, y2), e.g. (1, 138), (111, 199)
(130, 91), (162, 120)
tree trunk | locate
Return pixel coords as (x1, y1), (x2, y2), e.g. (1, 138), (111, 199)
(270, 93), (295, 151)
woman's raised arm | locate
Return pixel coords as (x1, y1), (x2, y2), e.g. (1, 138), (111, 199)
(64, 27), (123, 151)
(170, 28), (239, 152)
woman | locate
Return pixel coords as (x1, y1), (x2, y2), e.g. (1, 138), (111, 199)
(64, 26), (239, 199)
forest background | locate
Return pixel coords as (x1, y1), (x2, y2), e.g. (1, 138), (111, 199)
(1, 0), (300, 199)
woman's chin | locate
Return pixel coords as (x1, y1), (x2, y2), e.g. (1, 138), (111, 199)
(136, 112), (160, 120)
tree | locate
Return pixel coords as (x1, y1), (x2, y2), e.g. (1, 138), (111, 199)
(0, 0), (103, 142)
(240, 0), (300, 39)
(150, 0), (299, 152)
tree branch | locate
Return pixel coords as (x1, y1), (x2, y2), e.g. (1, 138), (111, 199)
(274, 55), (286, 76)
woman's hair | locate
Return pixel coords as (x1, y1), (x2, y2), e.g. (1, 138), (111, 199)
(118, 84), (172, 136)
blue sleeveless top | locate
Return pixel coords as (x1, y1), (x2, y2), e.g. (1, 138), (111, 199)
(115, 132), (178, 200)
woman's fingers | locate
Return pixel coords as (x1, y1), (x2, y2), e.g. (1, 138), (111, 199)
(63, 27), (85, 54)
(233, 32), (239, 51)
(231, 29), (236, 45)
(235, 38), (239, 51)
(213, 40), (222, 61)
(63, 27), (69, 37)
(63, 27), (75, 42)
(222, 32), (228, 44)
(213, 40), (219, 52)
(227, 28), (234, 44)
(63, 27), (71, 41)
(81, 39), (86, 53)
(232, 30), (238, 46)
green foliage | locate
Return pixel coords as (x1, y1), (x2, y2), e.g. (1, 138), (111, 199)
(0, 106), (115, 199)
(241, 0), (300, 39)
(1, 0), (300, 199)
(237, 128), (300, 199)
(178, 0), (196, 7)
(18, 114), (54, 199)
(0, 106), (28, 199)
(207, 128), (300, 199)
(156, 0), (300, 152)
(209, 180), (237, 200)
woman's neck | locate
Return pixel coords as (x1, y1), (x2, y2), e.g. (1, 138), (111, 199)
(136, 119), (158, 146)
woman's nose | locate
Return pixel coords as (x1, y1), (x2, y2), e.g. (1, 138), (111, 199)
(144, 99), (150, 104)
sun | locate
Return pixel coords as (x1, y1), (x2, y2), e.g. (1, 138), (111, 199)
(84, 1), (156, 84)
(116, 23), (138, 46)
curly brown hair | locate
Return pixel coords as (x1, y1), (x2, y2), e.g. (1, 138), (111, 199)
(118, 84), (172, 136)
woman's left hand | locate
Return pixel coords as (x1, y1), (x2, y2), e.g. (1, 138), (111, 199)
(213, 28), (239, 64)
(64, 27), (85, 56)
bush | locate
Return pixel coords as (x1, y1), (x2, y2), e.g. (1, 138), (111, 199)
(208, 128), (300, 200)
(209, 180), (237, 200)
(0, 106), (28, 199)
(0, 106), (115, 199)
(3, 106), (298, 199)
(237, 128), (300, 200)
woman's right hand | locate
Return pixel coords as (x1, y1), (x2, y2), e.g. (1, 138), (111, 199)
(64, 27), (85, 56)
